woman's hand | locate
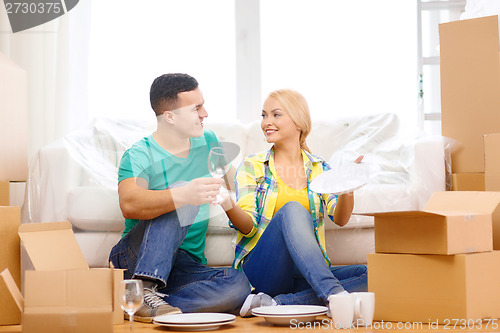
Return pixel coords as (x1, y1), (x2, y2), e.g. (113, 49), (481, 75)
(354, 155), (364, 164)
(214, 187), (234, 210)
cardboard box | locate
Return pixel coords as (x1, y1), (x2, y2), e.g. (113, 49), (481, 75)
(3, 268), (115, 333)
(371, 211), (491, 255)
(0, 52), (28, 181)
(451, 173), (485, 191)
(19, 222), (89, 272)
(424, 191), (500, 250)
(368, 251), (500, 324)
(366, 192), (493, 255)
(24, 269), (114, 333)
(0, 181), (8, 206)
(0, 207), (21, 325)
(2, 221), (123, 332)
(9, 182), (26, 207)
(485, 133), (500, 191)
(440, 16), (500, 173)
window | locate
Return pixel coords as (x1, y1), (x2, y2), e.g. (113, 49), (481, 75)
(260, 0), (417, 128)
(88, 0), (236, 122)
(89, 1), (417, 128)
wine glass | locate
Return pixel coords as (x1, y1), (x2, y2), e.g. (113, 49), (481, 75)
(119, 279), (143, 332)
(208, 146), (231, 204)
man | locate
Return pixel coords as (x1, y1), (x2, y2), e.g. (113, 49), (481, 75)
(109, 73), (250, 322)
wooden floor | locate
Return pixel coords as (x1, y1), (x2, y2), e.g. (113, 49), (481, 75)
(1, 316), (500, 332)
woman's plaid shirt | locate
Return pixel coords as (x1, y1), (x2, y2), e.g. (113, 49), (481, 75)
(231, 148), (338, 270)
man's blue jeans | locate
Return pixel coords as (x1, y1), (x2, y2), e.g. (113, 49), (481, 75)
(240, 201), (367, 305)
(109, 205), (250, 314)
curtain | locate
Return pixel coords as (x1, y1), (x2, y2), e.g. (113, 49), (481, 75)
(0, 1), (91, 161)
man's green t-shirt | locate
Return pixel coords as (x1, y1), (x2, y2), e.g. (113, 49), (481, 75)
(118, 130), (220, 264)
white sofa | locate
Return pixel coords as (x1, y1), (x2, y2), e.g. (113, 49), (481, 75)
(22, 113), (447, 268)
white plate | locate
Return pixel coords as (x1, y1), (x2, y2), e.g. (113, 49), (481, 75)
(153, 313), (236, 331)
(252, 305), (328, 326)
(153, 320), (235, 331)
(309, 163), (379, 195)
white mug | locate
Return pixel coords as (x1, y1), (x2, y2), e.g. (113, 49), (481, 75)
(352, 292), (375, 327)
(328, 293), (354, 329)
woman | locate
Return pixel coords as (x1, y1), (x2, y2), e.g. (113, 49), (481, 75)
(221, 89), (367, 317)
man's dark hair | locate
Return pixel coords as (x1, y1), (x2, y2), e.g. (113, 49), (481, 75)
(150, 73), (199, 116)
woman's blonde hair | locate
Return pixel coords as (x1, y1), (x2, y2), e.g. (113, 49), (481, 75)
(267, 89), (312, 153)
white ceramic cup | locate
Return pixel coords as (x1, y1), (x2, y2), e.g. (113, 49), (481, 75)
(352, 292), (375, 327)
(328, 293), (354, 329)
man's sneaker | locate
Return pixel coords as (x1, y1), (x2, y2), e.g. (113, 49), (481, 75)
(239, 292), (277, 317)
(127, 287), (182, 323)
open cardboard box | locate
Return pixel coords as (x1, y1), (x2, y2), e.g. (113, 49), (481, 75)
(363, 191), (494, 255)
(440, 15), (500, 173)
(424, 191), (500, 251)
(368, 251), (500, 324)
(1, 222), (123, 333)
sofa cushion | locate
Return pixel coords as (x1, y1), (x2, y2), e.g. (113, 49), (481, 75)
(67, 186), (125, 232)
(74, 231), (122, 268)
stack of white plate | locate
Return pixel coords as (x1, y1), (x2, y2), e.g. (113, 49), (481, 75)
(153, 313), (236, 331)
(252, 305), (328, 326)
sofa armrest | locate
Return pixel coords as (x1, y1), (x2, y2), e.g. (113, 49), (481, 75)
(411, 137), (447, 209)
(29, 140), (86, 223)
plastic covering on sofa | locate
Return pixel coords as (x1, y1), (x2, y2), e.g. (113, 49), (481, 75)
(21, 113), (449, 269)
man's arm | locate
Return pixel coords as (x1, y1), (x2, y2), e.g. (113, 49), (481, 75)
(119, 177), (224, 220)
